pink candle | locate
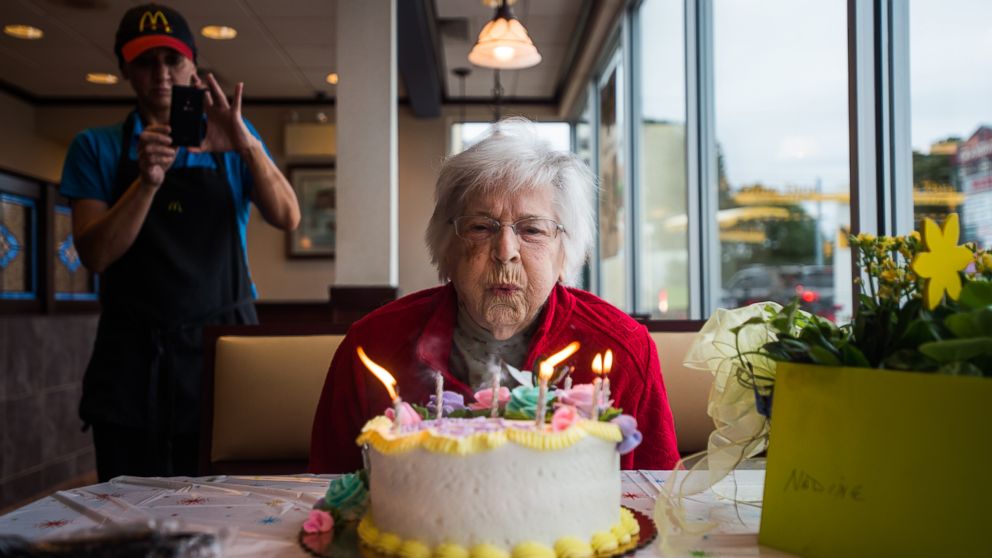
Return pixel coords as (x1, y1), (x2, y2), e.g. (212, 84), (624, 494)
(591, 353), (603, 419)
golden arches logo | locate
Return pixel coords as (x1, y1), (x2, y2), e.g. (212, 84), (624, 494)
(138, 11), (172, 33)
(167, 201), (183, 213)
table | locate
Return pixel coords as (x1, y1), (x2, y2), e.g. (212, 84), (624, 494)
(0, 470), (792, 557)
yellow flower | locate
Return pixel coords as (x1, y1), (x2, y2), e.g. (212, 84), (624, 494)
(979, 253), (992, 273)
(911, 214), (973, 310)
(878, 285), (895, 301)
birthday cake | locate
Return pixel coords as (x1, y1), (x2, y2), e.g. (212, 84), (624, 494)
(305, 345), (643, 558)
(354, 415), (639, 557)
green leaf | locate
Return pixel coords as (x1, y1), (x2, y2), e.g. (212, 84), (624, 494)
(729, 316), (768, 335)
(893, 319), (939, 350)
(503, 409), (532, 421)
(937, 361), (983, 376)
(809, 345), (841, 366)
(882, 348), (934, 372)
(972, 307), (992, 336)
(919, 337), (992, 363)
(944, 312), (981, 338)
(410, 404), (431, 419)
(839, 343), (871, 368)
(959, 281), (992, 309)
(599, 407), (623, 422)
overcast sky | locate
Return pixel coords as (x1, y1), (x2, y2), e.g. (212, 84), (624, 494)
(639, 0), (992, 194)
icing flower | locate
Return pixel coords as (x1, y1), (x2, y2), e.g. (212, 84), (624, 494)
(427, 391), (468, 417)
(506, 385), (554, 419)
(551, 405), (580, 432)
(302, 509), (334, 534)
(385, 402), (423, 426)
(554, 384), (595, 417)
(319, 472), (369, 520)
(611, 414), (642, 455)
(468, 387), (512, 411)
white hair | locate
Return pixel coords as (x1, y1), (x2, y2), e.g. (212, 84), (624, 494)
(426, 117), (596, 285)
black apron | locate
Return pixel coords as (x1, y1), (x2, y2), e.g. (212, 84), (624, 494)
(80, 111), (257, 444)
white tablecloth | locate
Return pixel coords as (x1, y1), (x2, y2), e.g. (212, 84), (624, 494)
(0, 470), (789, 557)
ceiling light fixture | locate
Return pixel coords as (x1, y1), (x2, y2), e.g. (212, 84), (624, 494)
(201, 25), (238, 40)
(4, 24), (43, 40)
(468, 0), (541, 70)
(86, 73), (119, 85)
(325, 72), (339, 85)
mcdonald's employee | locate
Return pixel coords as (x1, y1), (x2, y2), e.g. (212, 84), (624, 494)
(59, 4), (300, 481)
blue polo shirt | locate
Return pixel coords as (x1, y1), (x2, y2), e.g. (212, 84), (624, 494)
(60, 112), (269, 298)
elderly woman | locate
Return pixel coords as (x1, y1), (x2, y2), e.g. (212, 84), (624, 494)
(308, 119), (678, 472)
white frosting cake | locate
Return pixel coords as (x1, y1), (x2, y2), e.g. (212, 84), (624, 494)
(354, 416), (640, 558)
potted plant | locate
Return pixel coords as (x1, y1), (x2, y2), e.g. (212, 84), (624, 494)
(658, 214), (992, 558)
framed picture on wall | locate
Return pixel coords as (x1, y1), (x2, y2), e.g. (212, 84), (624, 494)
(287, 164), (336, 259)
(0, 172), (40, 313)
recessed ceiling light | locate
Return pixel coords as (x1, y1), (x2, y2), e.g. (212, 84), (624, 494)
(201, 25), (237, 40)
(325, 73), (339, 85)
(4, 24), (43, 40)
(86, 73), (119, 85)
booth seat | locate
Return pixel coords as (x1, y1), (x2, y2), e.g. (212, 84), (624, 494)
(201, 325), (713, 475)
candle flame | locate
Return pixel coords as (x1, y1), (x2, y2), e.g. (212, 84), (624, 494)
(357, 346), (398, 401)
(592, 353), (603, 375)
(539, 341), (580, 381)
(546, 341), (580, 367)
(604, 349), (613, 375)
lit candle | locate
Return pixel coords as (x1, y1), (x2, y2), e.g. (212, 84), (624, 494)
(490, 364), (502, 418)
(591, 353), (603, 420)
(563, 366), (573, 391)
(602, 349), (613, 410)
(536, 361), (552, 427)
(434, 371), (444, 420)
(536, 342), (581, 426)
(357, 346), (402, 428)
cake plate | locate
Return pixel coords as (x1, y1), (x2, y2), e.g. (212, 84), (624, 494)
(299, 506), (658, 558)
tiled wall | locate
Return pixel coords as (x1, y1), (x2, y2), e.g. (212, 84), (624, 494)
(1, 315), (98, 510)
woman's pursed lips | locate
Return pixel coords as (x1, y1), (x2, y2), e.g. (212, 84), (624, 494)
(488, 284), (521, 295)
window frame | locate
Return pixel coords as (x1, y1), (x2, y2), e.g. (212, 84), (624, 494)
(580, 0), (915, 320)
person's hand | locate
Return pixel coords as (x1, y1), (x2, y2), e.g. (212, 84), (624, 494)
(137, 124), (176, 189)
(192, 72), (258, 155)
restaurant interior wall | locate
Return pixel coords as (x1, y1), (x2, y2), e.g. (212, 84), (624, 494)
(0, 91), (65, 182)
(0, 89), (99, 512)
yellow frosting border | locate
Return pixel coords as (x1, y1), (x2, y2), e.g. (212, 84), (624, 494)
(356, 508), (638, 558)
(356, 419), (622, 455)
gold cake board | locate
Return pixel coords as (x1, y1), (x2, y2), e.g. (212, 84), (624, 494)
(300, 507), (657, 558)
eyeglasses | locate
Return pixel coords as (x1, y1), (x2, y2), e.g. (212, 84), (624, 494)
(451, 216), (565, 245)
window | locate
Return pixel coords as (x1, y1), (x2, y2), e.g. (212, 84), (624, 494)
(449, 122), (571, 155)
(635, 0), (688, 318)
(598, 54), (627, 309)
(909, 0), (992, 247)
(711, 0), (851, 321)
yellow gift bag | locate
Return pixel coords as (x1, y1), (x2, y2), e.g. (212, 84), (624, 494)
(759, 362), (992, 557)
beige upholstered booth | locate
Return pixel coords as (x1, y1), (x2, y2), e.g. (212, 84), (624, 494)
(200, 324), (348, 474)
(200, 324), (713, 473)
(650, 330), (715, 456)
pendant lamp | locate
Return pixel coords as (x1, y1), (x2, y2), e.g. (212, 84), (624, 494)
(468, 0), (541, 70)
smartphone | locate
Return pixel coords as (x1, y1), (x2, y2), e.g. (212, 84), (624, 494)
(169, 85), (206, 147)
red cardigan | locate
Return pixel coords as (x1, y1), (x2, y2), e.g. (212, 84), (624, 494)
(308, 283), (679, 472)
